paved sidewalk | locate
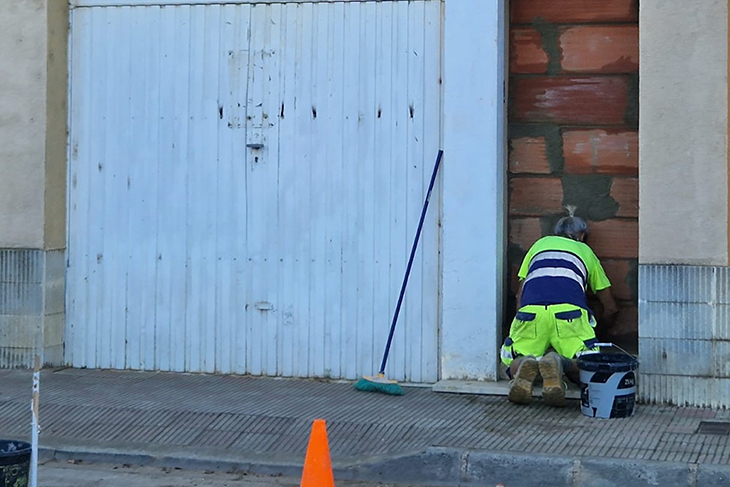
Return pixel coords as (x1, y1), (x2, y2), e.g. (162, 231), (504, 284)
(1, 368), (729, 486)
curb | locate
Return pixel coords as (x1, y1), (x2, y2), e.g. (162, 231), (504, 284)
(340, 448), (730, 487)
(39, 441), (730, 487)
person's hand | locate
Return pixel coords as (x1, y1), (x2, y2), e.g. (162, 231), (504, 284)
(596, 288), (618, 328)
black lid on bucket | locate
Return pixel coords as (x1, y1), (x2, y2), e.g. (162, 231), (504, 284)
(0, 440), (31, 458)
(576, 352), (639, 373)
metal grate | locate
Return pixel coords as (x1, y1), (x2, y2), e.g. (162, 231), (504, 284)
(697, 421), (730, 435)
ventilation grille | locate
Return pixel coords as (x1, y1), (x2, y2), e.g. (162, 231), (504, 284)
(697, 421), (730, 436)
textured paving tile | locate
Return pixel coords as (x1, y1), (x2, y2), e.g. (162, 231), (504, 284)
(0, 369), (730, 465)
(188, 429), (241, 449)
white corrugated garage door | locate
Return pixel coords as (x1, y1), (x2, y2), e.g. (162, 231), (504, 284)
(67, 0), (442, 382)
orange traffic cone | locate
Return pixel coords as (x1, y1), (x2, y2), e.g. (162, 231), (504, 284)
(300, 419), (335, 487)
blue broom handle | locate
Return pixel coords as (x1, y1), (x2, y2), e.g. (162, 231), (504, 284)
(379, 150), (443, 375)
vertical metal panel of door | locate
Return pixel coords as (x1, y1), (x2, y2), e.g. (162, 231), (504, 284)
(67, 0), (442, 382)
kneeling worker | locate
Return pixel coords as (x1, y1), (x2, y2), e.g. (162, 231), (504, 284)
(501, 207), (617, 407)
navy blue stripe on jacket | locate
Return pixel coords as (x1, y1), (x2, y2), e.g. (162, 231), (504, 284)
(520, 250), (590, 311)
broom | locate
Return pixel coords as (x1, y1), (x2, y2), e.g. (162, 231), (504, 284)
(354, 149), (443, 396)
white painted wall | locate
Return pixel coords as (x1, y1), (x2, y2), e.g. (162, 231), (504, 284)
(441, 0), (507, 380)
(640, 0), (729, 265)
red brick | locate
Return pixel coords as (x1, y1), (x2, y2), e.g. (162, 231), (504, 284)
(511, 0), (638, 24)
(560, 26), (639, 74)
(509, 178), (564, 216)
(610, 178), (638, 218)
(588, 219), (638, 259)
(563, 129), (638, 175)
(510, 28), (548, 74)
(510, 76), (629, 125)
(509, 137), (551, 174)
(509, 217), (544, 251)
(600, 259), (633, 301)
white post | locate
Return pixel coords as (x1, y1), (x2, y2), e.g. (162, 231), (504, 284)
(30, 354), (40, 487)
(440, 0), (508, 381)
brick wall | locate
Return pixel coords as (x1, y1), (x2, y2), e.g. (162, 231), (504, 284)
(507, 0), (639, 351)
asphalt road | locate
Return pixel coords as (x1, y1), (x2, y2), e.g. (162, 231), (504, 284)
(37, 460), (449, 487)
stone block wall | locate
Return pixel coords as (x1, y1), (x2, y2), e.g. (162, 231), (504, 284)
(507, 0), (639, 350)
(0, 249), (65, 366)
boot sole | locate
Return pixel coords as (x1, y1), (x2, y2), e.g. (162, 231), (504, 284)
(508, 358), (539, 405)
(540, 355), (566, 408)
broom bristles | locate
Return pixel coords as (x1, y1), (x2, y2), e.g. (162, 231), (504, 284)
(353, 375), (405, 396)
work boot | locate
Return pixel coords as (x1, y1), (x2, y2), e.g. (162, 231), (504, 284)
(508, 355), (539, 405)
(539, 352), (566, 407)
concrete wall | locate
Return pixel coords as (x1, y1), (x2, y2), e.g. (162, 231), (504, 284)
(0, 0), (68, 367)
(639, 0), (729, 266)
(45, 0), (69, 251)
(638, 0), (730, 408)
(0, 1), (48, 249)
(0, 0), (67, 251)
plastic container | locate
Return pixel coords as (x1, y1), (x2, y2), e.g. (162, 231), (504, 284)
(0, 440), (31, 486)
(577, 345), (639, 419)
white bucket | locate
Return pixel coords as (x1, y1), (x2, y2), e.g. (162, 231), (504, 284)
(577, 349), (639, 419)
